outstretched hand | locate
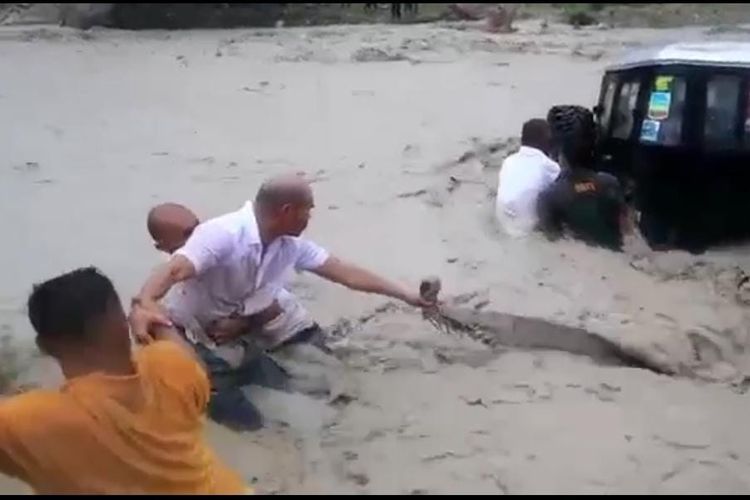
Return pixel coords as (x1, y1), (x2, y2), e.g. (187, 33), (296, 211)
(401, 291), (439, 310)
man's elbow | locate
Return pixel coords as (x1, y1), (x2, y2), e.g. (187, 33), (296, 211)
(166, 255), (196, 282)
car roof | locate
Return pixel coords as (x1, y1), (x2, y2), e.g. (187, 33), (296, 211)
(606, 42), (750, 71)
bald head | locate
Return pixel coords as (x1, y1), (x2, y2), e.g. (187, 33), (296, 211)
(255, 173), (313, 211)
(254, 173), (314, 238)
(147, 203), (199, 254)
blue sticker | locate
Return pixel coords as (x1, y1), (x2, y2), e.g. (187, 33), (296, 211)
(647, 91), (671, 120)
(640, 119), (660, 142)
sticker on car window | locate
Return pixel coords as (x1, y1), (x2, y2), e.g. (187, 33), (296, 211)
(640, 119), (660, 142)
(647, 91), (671, 120)
(654, 76), (674, 92)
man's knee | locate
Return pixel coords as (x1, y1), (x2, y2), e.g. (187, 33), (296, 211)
(208, 388), (264, 432)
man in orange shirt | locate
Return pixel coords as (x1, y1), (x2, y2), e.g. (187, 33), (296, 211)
(0, 267), (248, 494)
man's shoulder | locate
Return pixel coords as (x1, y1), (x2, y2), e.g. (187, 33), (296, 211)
(0, 389), (72, 430)
(282, 236), (330, 271)
(283, 236), (328, 258)
(180, 202), (257, 260)
(136, 341), (210, 416)
(199, 202), (253, 237)
(500, 149), (523, 167)
(137, 340), (200, 372)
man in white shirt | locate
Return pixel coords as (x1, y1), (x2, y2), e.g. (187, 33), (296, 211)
(496, 119), (561, 237)
(130, 174), (434, 430)
(145, 202), (325, 357)
(146, 202), (309, 430)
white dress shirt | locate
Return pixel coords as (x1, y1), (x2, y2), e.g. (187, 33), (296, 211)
(163, 201), (329, 365)
(495, 146), (561, 237)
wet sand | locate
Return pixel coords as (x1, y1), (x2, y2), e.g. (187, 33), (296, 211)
(2, 19), (750, 494)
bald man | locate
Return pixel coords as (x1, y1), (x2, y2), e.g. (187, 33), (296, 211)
(131, 174), (434, 430)
(145, 201), (312, 431)
(147, 203), (200, 254)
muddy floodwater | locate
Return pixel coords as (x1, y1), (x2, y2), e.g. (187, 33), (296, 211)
(3, 20), (750, 494)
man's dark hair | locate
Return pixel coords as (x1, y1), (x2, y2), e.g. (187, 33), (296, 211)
(521, 118), (551, 149)
(27, 267), (120, 341)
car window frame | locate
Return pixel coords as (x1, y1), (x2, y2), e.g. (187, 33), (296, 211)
(703, 73), (743, 151)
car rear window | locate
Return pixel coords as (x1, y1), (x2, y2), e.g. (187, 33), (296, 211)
(639, 75), (686, 146)
(704, 75), (741, 150)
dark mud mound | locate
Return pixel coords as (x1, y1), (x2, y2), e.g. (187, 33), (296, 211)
(1, 3), (286, 30)
(109, 4), (285, 30)
(439, 306), (667, 374)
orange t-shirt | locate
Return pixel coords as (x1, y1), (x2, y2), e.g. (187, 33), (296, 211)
(0, 341), (247, 494)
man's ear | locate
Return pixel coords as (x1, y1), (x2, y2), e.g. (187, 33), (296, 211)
(280, 203), (293, 215)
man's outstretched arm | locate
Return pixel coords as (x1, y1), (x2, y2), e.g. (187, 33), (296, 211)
(311, 257), (433, 308)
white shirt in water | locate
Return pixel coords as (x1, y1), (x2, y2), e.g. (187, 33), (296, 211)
(495, 145), (561, 237)
(163, 201), (329, 366)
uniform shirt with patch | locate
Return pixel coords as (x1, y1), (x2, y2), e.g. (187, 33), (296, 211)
(537, 169), (625, 251)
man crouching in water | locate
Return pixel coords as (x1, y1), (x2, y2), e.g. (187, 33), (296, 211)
(147, 202), (329, 353)
(138, 175), (433, 431)
(147, 202), (328, 431)
(0, 267), (248, 494)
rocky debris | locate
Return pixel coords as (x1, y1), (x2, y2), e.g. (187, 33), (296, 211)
(441, 136), (520, 173)
(351, 47), (408, 63)
(447, 4), (486, 22)
(60, 4), (114, 29)
(629, 256), (750, 307)
(0, 4), (113, 29)
(485, 5), (517, 34)
(736, 272), (750, 306)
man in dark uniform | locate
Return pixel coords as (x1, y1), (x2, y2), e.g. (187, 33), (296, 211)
(536, 166), (630, 252)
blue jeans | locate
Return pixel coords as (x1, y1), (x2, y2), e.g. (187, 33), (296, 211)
(193, 324), (325, 432)
(194, 343), (290, 432)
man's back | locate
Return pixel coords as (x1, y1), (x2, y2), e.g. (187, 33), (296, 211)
(0, 341), (245, 494)
(537, 169), (625, 251)
(496, 146), (561, 236)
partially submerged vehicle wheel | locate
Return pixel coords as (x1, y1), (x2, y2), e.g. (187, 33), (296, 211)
(546, 104), (596, 168)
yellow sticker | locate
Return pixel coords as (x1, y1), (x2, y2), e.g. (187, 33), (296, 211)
(655, 76), (674, 92)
